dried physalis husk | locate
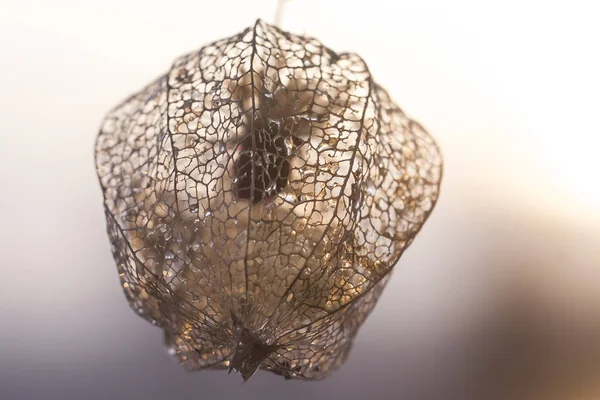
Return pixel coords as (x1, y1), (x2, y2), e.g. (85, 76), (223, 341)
(95, 20), (442, 381)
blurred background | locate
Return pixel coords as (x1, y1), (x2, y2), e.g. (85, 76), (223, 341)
(1, 0), (599, 399)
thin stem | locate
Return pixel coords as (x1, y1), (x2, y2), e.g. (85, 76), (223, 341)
(274, 0), (289, 27)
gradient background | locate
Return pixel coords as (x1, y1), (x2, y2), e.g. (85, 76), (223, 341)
(1, 1), (599, 399)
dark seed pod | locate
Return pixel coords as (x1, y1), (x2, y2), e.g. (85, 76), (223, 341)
(95, 20), (442, 381)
